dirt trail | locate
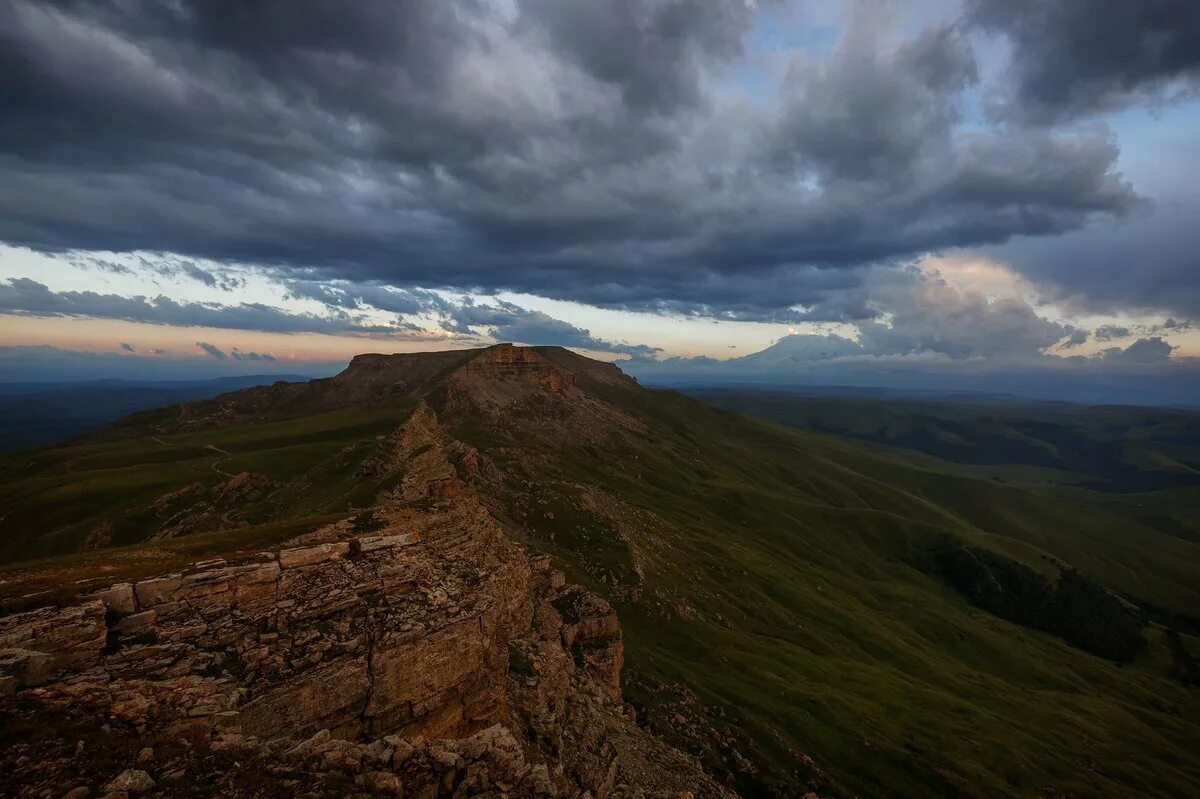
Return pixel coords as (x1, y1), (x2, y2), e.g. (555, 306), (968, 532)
(152, 436), (234, 476)
(205, 443), (235, 477)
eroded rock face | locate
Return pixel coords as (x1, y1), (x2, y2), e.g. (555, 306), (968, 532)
(146, 472), (276, 541)
(0, 407), (728, 798)
(0, 600), (107, 685)
(362, 400), (466, 502)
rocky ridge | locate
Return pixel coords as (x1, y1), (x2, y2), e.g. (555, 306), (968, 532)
(0, 377), (729, 799)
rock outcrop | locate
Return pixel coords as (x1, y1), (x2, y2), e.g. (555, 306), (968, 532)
(147, 472), (275, 540)
(0, 400), (728, 799)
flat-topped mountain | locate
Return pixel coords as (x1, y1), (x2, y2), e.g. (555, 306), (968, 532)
(1, 346), (1198, 797)
(108, 344), (637, 436)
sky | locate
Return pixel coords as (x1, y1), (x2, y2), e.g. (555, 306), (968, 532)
(0, 0), (1198, 401)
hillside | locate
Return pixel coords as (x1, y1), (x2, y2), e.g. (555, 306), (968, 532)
(688, 388), (1200, 493)
(1, 345), (1198, 798)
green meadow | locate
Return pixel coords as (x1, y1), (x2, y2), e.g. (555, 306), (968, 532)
(1, 380), (1197, 797)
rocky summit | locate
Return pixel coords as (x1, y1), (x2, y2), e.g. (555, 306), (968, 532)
(0, 346), (727, 799)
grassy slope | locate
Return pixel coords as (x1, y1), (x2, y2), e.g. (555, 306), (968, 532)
(0, 398), (416, 563)
(1, 381), (1197, 797)
(687, 389), (1200, 615)
(689, 389), (1200, 493)
(498, 388), (1200, 797)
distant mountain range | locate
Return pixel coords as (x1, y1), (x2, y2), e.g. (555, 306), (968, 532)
(0, 374), (314, 452)
(689, 386), (1200, 492)
(625, 333), (1200, 407)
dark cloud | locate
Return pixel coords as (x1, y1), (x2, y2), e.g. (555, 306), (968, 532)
(1058, 330), (1089, 349)
(119, 342), (135, 353)
(1101, 336), (1176, 364)
(0, 277), (423, 336)
(624, 266), (1079, 377)
(230, 347), (276, 362)
(517, 0), (755, 112)
(1095, 325), (1131, 341)
(0, 276), (659, 358)
(195, 341), (226, 360)
(623, 272), (1188, 397)
(986, 195), (1200, 317)
(440, 300), (659, 358)
(131, 255), (246, 292)
(856, 298), (1071, 362)
(736, 268), (1074, 365)
(276, 278), (660, 357)
(69, 254), (134, 276)
(626, 319), (1196, 406)
(969, 0), (1200, 123)
(0, 0), (1142, 321)
(180, 263), (216, 288)
(770, 21), (977, 184)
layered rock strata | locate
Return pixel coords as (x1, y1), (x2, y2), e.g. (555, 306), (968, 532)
(0, 409), (727, 798)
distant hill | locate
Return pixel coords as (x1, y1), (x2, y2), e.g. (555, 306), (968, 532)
(0, 375), (313, 453)
(689, 386), (1200, 493)
(1, 346), (1197, 797)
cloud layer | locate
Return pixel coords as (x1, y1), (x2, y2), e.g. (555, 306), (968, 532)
(0, 277), (417, 335)
(0, 0), (1164, 322)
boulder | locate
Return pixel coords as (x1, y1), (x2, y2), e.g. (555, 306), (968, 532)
(0, 601), (107, 680)
(84, 583), (136, 615)
(362, 771), (403, 795)
(103, 769), (155, 794)
(134, 575), (182, 608)
(278, 542), (350, 569)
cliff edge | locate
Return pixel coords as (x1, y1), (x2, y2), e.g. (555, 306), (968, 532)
(0, 386), (727, 799)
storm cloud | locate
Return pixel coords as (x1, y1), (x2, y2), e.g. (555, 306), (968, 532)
(0, 0), (1149, 321)
(982, 199), (1200, 318)
(969, 0), (1200, 123)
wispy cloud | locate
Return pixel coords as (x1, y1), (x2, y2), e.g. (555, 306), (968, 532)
(0, 278), (426, 337)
